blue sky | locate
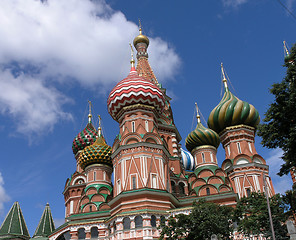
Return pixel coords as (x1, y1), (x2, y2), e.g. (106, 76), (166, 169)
(0, 0), (295, 235)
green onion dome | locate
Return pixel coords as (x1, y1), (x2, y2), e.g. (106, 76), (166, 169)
(78, 131), (112, 170)
(72, 121), (98, 155)
(185, 121), (220, 153)
(207, 86), (260, 134)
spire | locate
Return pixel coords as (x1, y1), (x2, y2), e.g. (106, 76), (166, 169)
(0, 202), (30, 240)
(98, 115), (102, 137)
(129, 43), (136, 71)
(32, 203), (55, 238)
(88, 100), (92, 123)
(283, 40), (290, 56)
(195, 103), (201, 123)
(221, 63), (228, 90)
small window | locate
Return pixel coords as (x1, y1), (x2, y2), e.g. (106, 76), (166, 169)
(113, 222), (116, 231)
(179, 182), (185, 196)
(89, 205), (92, 212)
(206, 187), (210, 195)
(171, 181), (176, 193)
(145, 120), (149, 132)
(135, 216), (143, 228)
(132, 121), (135, 132)
(227, 145), (231, 155)
(91, 227), (98, 239)
(78, 228), (86, 240)
(103, 171), (106, 181)
(246, 188), (251, 197)
(93, 171), (96, 181)
(237, 142), (242, 154)
(132, 176), (137, 189)
(210, 152), (214, 162)
(202, 153), (205, 163)
(123, 217), (131, 230)
(151, 215), (156, 227)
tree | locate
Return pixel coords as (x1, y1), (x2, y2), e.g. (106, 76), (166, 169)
(234, 192), (288, 239)
(159, 200), (233, 240)
(282, 186), (296, 222)
(257, 43), (296, 175)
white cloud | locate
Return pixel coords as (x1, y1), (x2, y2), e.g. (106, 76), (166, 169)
(0, 0), (180, 136)
(222, 0), (248, 7)
(0, 172), (10, 215)
(265, 148), (293, 194)
(0, 0), (180, 86)
(0, 69), (72, 137)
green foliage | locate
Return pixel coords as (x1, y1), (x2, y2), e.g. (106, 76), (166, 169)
(257, 43), (296, 175)
(159, 199), (233, 240)
(282, 186), (296, 221)
(234, 192), (288, 239)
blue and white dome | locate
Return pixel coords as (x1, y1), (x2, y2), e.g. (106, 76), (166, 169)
(181, 148), (195, 171)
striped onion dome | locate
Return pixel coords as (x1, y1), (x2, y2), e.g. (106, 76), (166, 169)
(181, 148), (195, 171)
(107, 66), (165, 121)
(185, 121), (220, 153)
(207, 87), (260, 134)
(72, 121), (98, 155)
(78, 131), (112, 169)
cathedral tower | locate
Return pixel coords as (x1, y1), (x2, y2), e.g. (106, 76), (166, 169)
(208, 64), (275, 198)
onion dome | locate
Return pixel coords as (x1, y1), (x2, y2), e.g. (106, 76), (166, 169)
(72, 107), (98, 155)
(107, 64), (165, 121)
(185, 104), (220, 153)
(133, 26), (149, 47)
(207, 64), (260, 134)
(78, 122), (112, 170)
(181, 148), (195, 171)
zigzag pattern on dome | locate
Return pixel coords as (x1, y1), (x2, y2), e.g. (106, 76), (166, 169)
(107, 70), (165, 121)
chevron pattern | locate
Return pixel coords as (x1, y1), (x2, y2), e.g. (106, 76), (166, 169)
(107, 69), (165, 121)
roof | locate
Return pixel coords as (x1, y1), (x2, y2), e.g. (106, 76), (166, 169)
(32, 203), (55, 238)
(0, 202), (30, 240)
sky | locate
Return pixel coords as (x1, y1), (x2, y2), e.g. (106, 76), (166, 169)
(0, 0), (295, 235)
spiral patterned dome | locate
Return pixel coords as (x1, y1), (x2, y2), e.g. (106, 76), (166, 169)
(72, 122), (98, 155)
(181, 148), (195, 171)
(185, 121), (220, 153)
(78, 133), (112, 169)
(207, 88), (260, 134)
(107, 67), (165, 121)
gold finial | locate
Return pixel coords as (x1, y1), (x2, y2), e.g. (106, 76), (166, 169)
(129, 43), (135, 67)
(98, 115), (102, 136)
(283, 41), (290, 56)
(221, 63), (228, 89)
(88, 100), (92, 123)
(138, 19), (142, 34)
(195, 103), (201, 123)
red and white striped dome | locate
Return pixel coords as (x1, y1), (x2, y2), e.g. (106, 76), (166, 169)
(107, 67), (165, 121)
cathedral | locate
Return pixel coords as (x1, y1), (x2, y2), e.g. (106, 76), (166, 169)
(0, 28), (280, 240)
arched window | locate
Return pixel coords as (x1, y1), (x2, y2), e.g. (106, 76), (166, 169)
(91, 227), (98, 239)
(246, 188), (251, 197)
(179, 182), (185, 196)
(56, 231), (70, 240)
(123, 217), (131, 230)
(151, 215), (156, 227)
(171, 181), (176, 193)
(78, 228), (86, 240)
(113, 221), (116, 231)
(206, 187), (210, 195)
(202, 153), (205, 163)
(135, 216), (143, 228)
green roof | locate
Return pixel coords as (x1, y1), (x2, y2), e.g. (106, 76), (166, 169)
(32, 203), (55, 238)
(0, 202), (30, 240)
